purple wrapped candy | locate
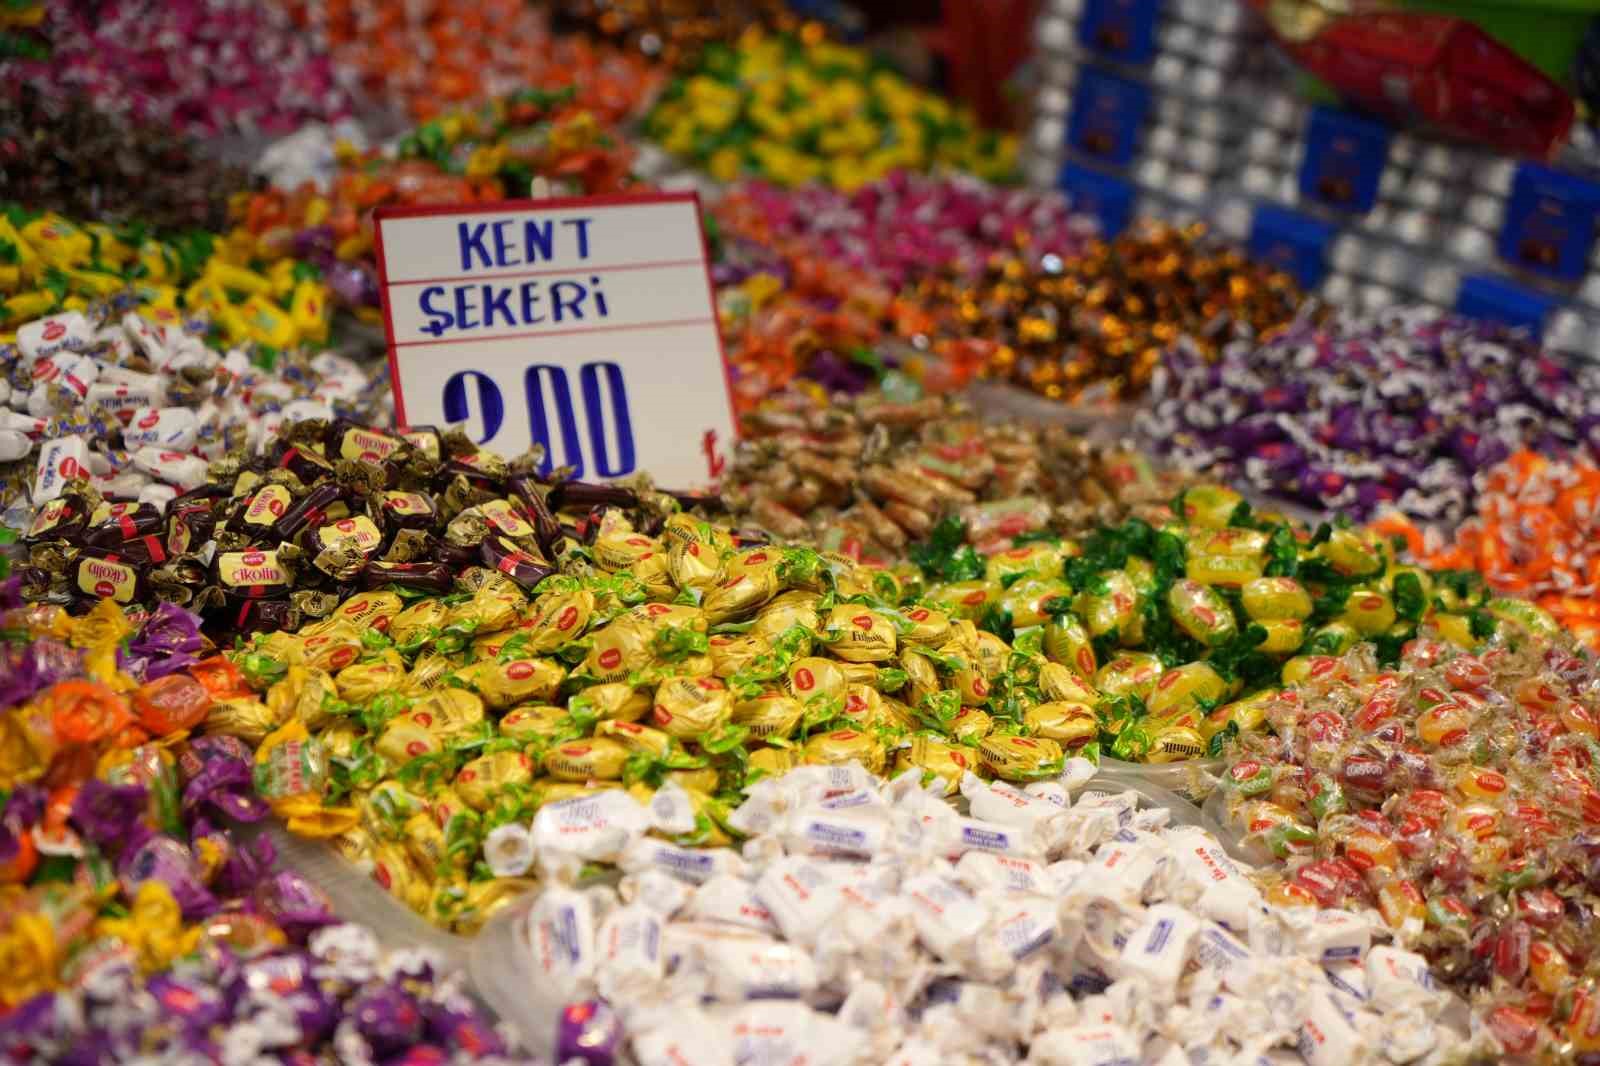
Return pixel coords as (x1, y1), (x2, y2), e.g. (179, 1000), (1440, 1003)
(0, 637), (84, 712)
(241, 953), (338, 1041)
(251, 870), (337, 942)
(1137, 305), (1600, 522)
(555, 1000), (621, 1066)
(352, 985), (426, 1054)
(123, 602), (206, 682)
(70, 779), (152, 856)
(11, 920), (519, 1063)
(117, 835), (216, 919)
(145, 973), (229, 1030)
(424, 999), (509, 1058)
(178, 735), (268, 823)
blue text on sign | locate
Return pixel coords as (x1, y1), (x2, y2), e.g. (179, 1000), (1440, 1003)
(417, 276), (609, 338)
(457, 217), (594, 271)
(443, 360), (635, 479)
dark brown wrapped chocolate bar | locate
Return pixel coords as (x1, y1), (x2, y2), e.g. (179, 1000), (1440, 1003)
(274, 442), (336, 484)
(507, 475), (563, 552)
(226, 483), (295, 538)
(399, 425), (443, 461)
(375, 489), (438, 530)
(73, 548), (148, 605)
(231, 597), (296, 635)
(24, 496), (86, 543)
(666, 489), (725, 513)
(328, 420), (406, 465)
(361, 559), (454, 594)
(213, 548), (293, 600)
(479, 535), (555, 590)
(277, 484), (350, 542)
(82, 503), (165, 548)
(166, 500), (219, 556)
(547, 480), (638, 512)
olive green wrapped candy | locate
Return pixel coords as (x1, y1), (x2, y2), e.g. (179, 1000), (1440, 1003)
(1240, 577), (1313, 621)
(1145, 661), (1230, 720)
(1166, 579), (1238, 647)
(1043, 613), (1097, 678)
(1076, 570), (1141, 641)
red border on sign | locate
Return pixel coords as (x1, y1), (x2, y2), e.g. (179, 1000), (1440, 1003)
(372, 190), (738, 456)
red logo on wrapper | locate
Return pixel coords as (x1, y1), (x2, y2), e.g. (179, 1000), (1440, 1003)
(57, 457), (81, 480)
(598, 648), (622, 670)
(138, 410), (160, 430)
(506, 661), (535, 681)
(43, 321), (65, 341)
(557, 607), (579, 630)
(852, 614), (873, 631)
(793, 668), (815, 692)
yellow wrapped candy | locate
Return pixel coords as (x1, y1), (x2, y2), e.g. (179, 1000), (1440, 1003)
(543, 737), (631, 780)
(801, 728), (886, 774)
(454, 657), (565, 710)
(266, 665), (341, 730)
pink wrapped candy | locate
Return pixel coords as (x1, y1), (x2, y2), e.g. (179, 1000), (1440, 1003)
(713, 171), (1093, 290)
(13, 0), (352, 140)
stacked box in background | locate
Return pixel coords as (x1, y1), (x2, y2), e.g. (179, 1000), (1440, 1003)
(1024, 0), (1600, 358)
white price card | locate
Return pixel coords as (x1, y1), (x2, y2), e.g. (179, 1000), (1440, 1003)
(374, 192), (736, 488)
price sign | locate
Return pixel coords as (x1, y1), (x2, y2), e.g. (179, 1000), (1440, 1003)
(374, 192), (736, 487)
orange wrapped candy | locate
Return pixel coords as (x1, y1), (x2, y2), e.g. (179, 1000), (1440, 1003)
(1373, 450), (1600, 652)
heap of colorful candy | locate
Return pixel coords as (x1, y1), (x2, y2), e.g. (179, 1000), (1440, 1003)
(714, 217), (1304, 408)
(8, 0), (351, 140)
(1139, 307), (1600, 523)
(276, 0), (664, 124)
(0, 585), (518, 1061)
(228, 88), (643, 320)
(0, 207), (334, 345)
(1211, 620), (1600, 1060)
(645, 33), (1015, 188)
(955, 222), (1309, 404)
(477, 764), (1480, 1065)
(722, 387), (1187, 555)
(220, 502), (1117, 928)
(0, 88), (248, 234)
(3, 304), (379, 521)
(552, 0), (800, 71)
(712, 174), (1090, 292)
(1374, 451), (1600, 654)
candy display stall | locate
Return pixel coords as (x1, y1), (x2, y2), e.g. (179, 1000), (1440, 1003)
(7, 2), (1600, 1064)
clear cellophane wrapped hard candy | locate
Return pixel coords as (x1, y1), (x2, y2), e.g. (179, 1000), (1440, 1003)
(1212, 619), (1600, 1061)
(722, 385), (1189, 561)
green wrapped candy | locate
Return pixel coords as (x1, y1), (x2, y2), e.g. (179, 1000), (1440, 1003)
(1340, 588), (1396, 636)
(1043, 612), (1097, 678)
(1240, 577), (1313, 620)
(1094, 652), (1165, 700)
(1146, 661), (1229, 720)
(1077, 571), (1140, 641)
(1166, 579), (1238, 647)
